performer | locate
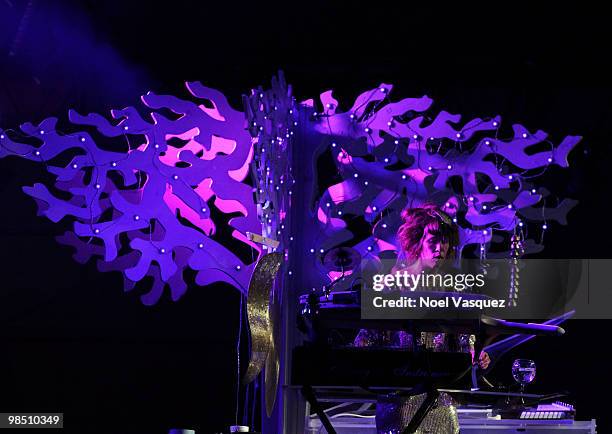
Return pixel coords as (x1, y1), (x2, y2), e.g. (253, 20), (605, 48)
(354, 203), (490, 433)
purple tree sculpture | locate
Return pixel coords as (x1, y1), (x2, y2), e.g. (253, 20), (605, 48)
(301, 84), (581, 270)
(0, 78), (583, 304)
(0, 82), (262, 304)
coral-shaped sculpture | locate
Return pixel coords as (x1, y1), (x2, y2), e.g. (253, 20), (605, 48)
(0, 82), (261, 304)
(303, 84), (581, 266)
(0, 77), (583, 303)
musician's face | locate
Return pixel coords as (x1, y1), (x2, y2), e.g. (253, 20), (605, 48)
(419, 225), (449, 270)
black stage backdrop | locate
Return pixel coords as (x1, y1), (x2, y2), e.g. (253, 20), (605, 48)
(0, 2), (611, 433)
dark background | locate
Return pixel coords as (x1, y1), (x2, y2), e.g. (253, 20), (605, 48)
(0, 1), (611, 433)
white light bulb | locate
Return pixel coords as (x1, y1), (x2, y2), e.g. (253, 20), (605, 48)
(447, 164), (453, 170)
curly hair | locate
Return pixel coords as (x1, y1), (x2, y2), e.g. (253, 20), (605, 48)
(396, 203), (459, 262)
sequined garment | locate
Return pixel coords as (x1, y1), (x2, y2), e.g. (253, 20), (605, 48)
(376, 391), (459, 434)
(353, 329), (472, 433)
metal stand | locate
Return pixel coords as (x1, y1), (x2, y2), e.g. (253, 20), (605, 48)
(301, 385), (337, 434)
